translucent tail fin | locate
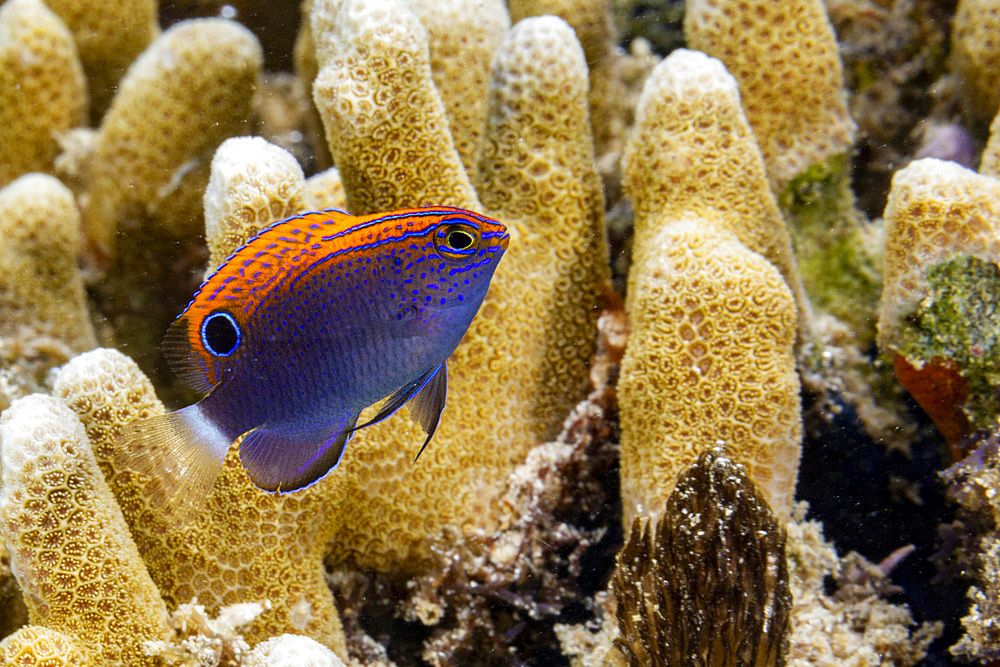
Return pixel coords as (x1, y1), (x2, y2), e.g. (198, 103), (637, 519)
(116, 403), (233, 527)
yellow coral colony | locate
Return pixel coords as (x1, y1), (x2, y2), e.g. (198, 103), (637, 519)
(0, 174), (96, 353)
(0, 625), (86, 667)
(0, 395), (170, 665)
(950, 0), (1000, 123)
(310, 0), (479, 213)
(203, 136), (309, 267)
(982, 111), (1000, 178)
(878, 159), (1000, 353)
(684, 0), (856, 191)
(312, 0), (610, 572)
(51, 350), (349, 657)
(42, 0), (157, 119)
(621, 48), (809, 327)
(507, 0), (625, 156)
(620, 50), (802, 526)
(403, 0), (509, 175)
(0, 0), (86, 188)
(78, 18), (262, 259)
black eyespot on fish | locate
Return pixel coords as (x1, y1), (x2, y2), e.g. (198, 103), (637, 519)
(201, 310), (241, 357)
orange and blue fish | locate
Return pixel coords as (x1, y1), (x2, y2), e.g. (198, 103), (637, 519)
(120, 205), (509, 522)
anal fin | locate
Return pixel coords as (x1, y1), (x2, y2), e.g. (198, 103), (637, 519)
(238, 416), (358, 493)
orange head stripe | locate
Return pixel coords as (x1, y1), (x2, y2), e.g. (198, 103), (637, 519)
(186, 208), (487, 321)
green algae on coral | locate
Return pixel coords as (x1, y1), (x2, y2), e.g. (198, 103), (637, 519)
(779, 154), (883, 343)
(896, 254), (1000, 431)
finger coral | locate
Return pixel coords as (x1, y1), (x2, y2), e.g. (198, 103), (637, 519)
(618, 218), (801, 525)
(0, 394), (170, 665)
(0, 174), (95, 352)
(77, 18), (262, 260)
(50, 349), (348, 657)
(950, 0), (1000, 123)
(311, 0), (610, 573)
(0, 0), (86, 187)
(0, 626), (86, 667)
(203, 136), (308, 268)
(878, 158), (1000, 446)
(0, 174), (96, 412)
(403, 0), (509, 175)
(621, 48), (810, 329)
(508, 0), (625, 156)
(310, 0), (478, 213)
(684, 0), (856, 191)
(42, 0), (156, 119)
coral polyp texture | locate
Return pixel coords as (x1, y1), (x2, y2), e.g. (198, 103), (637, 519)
(50, 349), (348, 657)
(508, 0), (625, 156)
(982, 110), (1000, 178)
(403, 0), (509, 176)
(618, 218), (801, 526)
(0, 174), (95, 353)
(879, 158), (1000, 441)
(203, 136), (308, 267)
(0, 395), (170, 665)
(621, 49), (809, 328)
(0, 626), (86, 667)
(78, 18), (262, 259)
(0, 0), (86, 188)
(310, 0), (478, 213)
(684, 0), (856, 190)
(950, 0), (1000, 123)
(41, 0), (156, 119)
(311, 0), (610, 573)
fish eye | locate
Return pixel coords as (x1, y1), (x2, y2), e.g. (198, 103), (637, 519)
(436, 220), (480, 259)
(201, 310), (241, 357)
(446, 229), (474, 250)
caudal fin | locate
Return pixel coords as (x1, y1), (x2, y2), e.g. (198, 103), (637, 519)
(116, 403), (233, 526)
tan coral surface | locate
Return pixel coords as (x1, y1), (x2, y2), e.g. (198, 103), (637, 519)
(619, 219), (801, 525)
(0, 174), (95, 352)
(79, 18), (262, 258)
(404, 0), (509, 176)
(0, 626), (86, 667)
(878, 158), (1000, 351)
(950, 0), (1000, 122)
(685, 0), (856, 189)
(0, 395), (170, 666)
(311, 0), (609, 573)
(42, 0), (156, 118)
(622, 48), (809, 324)
(0, 0), (86, 187)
